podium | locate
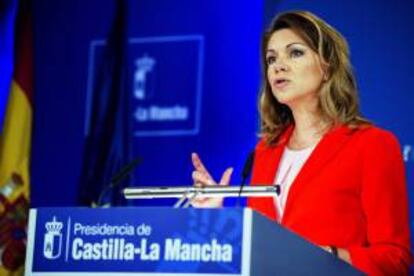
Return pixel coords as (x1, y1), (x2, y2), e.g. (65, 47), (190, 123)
(25, 207), (362, 275)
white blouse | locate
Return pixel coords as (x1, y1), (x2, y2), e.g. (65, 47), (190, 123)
(273, 145), (316, 221)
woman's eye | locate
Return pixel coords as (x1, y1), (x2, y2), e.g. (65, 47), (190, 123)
(290, 49), (304, 58)
(266, 56), (276, 65)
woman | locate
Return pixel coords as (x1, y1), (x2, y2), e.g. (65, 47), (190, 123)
(191, 11), (411, 275)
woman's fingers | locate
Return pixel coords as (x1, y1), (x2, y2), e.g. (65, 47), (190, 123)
(191, 152), (213, 179)
(190, 197), (210, 207)
(190, 153), (231, 209)
(192, 170), (215, 186)
(191, 195), (223, 208)
(219, 167), (233, 186)
(192, 167), (233, 187)
(320, 246), (330, 252)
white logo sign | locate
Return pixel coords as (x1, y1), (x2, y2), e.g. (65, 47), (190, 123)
(85, 35), (203, 137)
(43, 216), (63, 260)
(134, 54), (156, 100)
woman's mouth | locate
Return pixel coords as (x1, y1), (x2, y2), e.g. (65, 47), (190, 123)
(273, 78), (290, 90)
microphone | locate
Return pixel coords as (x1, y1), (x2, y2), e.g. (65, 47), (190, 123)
(96, 157), (142, 206)
(236, 150), (255, 207)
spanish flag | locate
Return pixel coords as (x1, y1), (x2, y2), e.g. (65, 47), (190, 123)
(0, 0), (32, 274)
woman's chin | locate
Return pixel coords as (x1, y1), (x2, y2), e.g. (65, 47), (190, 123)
(273, 93), (294, 105)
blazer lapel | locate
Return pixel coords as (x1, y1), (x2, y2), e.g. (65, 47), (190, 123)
(251, 126), (293, 220)
(257, 126), (294, 184)
(282, 125), (352, 222)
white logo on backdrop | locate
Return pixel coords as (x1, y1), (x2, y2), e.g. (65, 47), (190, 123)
(134, 54), (156, 100)
(85, 35), (204, 137)
(43, 216), (63, 260)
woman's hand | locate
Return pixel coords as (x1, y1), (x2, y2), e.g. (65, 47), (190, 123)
(190, 152), (233, 208)
(320, 246), (352, 264)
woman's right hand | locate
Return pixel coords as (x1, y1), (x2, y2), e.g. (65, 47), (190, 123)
(191, 152), (233, 208)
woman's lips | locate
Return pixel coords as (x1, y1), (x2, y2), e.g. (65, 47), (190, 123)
(273, 79), (290, 90)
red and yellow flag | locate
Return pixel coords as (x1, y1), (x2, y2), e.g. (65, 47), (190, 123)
(0, 0), (33, 274)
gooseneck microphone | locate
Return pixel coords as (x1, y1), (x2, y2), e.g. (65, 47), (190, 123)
(236, 150), (255, 207)
(97, 157), (142, 206)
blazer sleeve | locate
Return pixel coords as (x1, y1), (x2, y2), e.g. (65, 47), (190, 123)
(347, 129), (412, 275)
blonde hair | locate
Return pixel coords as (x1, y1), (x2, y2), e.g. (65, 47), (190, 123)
(259, 11), (369, 144)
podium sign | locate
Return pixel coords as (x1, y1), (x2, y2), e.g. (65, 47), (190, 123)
(25, 207), (248, 275)
(25, 207), (362, 275)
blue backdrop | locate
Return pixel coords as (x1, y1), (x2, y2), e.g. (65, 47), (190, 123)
(31, 0), (262, 206)
(31, 0), (413, 264)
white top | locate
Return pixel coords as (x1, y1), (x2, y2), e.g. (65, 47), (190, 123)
(273, 145), (316, 221)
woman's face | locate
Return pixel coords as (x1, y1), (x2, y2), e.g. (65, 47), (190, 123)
(266, 28), (325, 109)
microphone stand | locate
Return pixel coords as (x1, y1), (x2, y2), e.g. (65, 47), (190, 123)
(96, 157), (142, 207)
(237, 150), (255, 207)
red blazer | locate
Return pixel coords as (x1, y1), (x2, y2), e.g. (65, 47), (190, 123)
(247, 125), (411, 275)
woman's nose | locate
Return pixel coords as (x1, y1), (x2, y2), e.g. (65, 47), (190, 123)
(272, 58), (289, 73)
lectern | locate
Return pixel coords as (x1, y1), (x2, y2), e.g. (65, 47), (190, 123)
(25, 207), (362, 275)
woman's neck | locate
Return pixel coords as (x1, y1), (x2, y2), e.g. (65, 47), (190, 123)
(288, 104), (329, 150)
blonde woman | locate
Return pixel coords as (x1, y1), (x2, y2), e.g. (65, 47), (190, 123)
(192, 11), (411, 275)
